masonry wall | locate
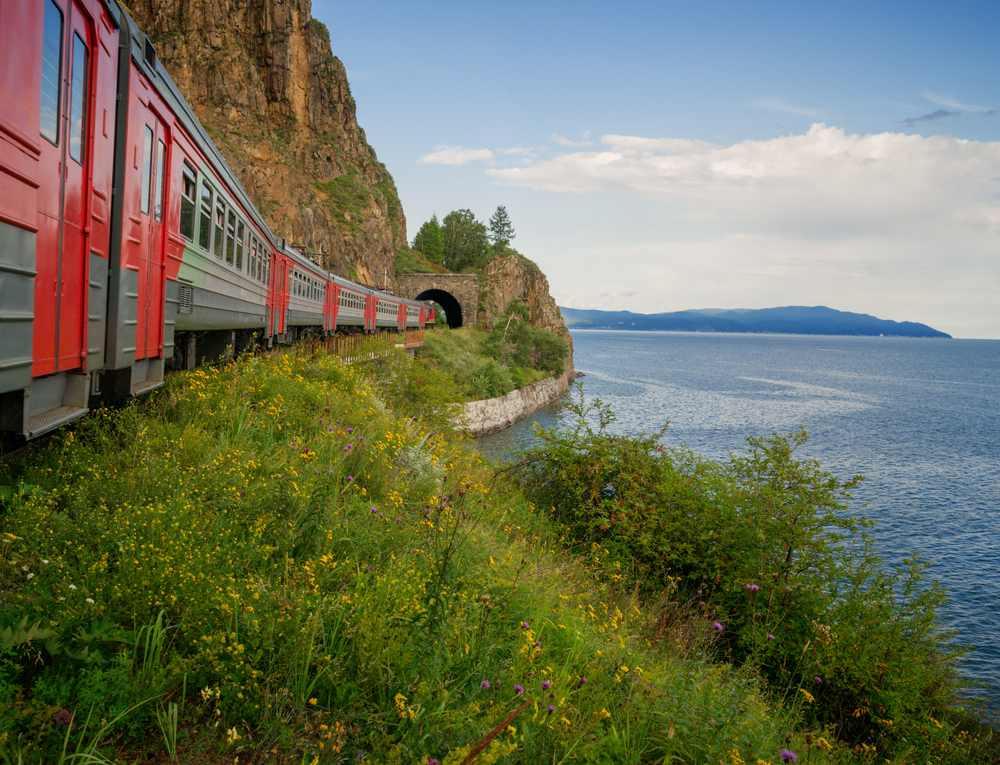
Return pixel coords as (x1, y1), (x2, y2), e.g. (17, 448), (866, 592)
(461, 369), (576, 437)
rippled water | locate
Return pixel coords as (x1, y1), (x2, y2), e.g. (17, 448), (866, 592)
(479, 331), (1000, 708)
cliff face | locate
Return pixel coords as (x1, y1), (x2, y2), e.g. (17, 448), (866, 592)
(478, 252), (574, 376)
(129, 0), (405, 287)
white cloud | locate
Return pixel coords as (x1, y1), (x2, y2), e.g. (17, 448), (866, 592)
(418, 146), (494, 165)
(489, 124), (1000, 242)
(493, 125), (1000, 337)
(922, 91), (992, 113)
(502, 146), (538, 157)
(551, 130), (593, 147)
(748, 97), (824, 119)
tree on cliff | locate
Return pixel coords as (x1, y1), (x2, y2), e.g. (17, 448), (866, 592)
(441, 209), (489, 271)
(412, 215), (444, 264)
(489, 205), (516, 254)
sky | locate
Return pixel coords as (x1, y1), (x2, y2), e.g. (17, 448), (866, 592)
(312, 0), (1000, 339)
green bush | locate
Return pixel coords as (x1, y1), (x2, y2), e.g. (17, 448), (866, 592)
(509, 385), (971, 755)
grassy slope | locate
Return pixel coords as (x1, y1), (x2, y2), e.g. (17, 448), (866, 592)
(418, 328), (549, 401)
(0, 349), (992, 764)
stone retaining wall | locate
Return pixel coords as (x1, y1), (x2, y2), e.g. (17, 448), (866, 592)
(462, 369), (576, 437)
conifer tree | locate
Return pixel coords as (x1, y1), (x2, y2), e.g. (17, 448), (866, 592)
(488, 205), (515, 254)
(412, 214), (444, 264)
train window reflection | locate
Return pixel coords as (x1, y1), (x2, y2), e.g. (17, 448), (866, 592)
(198, 183), (212, 250)
(68, 33), (89, 164)
(154, 140), (165, 221)
(40, 0), (63, 145)
(141, 126), (153, 215)
(180, 163), (196, 240)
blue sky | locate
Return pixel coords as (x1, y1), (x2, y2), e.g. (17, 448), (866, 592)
(313, 0), (1000, 338)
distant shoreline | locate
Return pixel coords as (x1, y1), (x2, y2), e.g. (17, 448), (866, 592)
(567, 327), (953, 339)
(559, 305), (952, 339)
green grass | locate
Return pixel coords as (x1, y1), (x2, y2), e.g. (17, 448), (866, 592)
(418, 328), (550, 401)
(0, 348), (994, 764)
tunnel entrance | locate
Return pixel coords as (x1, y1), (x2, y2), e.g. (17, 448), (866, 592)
(416, 289), (463, 328)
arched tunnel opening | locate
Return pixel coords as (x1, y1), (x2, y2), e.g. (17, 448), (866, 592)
(416, 289), (463, 329)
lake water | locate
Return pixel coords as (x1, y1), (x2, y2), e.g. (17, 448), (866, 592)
(478, 330), (1000, 709)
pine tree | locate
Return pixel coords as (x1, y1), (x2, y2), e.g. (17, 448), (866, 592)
(412, 214), (444, 264)
(488, 205), (515, 254)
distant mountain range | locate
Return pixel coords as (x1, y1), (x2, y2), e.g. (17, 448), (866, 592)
(559, 306), (951, 338)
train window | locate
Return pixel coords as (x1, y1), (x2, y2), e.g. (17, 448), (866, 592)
(214, 199), (225, 259)
(68, 34), (89, 165)
(225, 210), (236, 265)
(154, 140), (165, 222)
(40, 0), (63, 145)
(140, 127), (153, 215)
(180, 163), (196, 240)
(198, 183), (212, 250)
(250, 238), (258, 279)
(236, 222), (245, 270)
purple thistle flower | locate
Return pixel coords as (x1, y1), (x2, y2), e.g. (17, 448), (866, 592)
(370, 507), (378, 514)
(346, 475), (353, 482)
(344, 444), (352, 452)
(480, 680), (490, 689)
(746, 583), (759, 592)
(814, 676), (823, 684)
(328, 426), (334, 432)
(358, 435), (365, 442)
(427, 760), (441, 765)
(514, 684), (524, 694)
(521, 621), (530, 629)
(780, 750), (798, 763)
(541, 681), (551, 690)
(318, 418), (323, 423)
(534, 641), (541, 648)
(395, 517), (402, 524)
(547, 704), (556, 714)
(347, 427), (354, 433)
(713, 622), (723, 632)
(767, 634), (775, 640)
(579, 677), (587, 686)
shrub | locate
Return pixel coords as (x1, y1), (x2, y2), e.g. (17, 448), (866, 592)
(509, 385), (970, 754)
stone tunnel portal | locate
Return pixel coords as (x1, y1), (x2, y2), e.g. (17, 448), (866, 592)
(396, 273), (478, 329)
(417, 289), (463, 329)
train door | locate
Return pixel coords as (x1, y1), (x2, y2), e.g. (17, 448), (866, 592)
(272, 256), (287, 334)
(330, 285), (340, 331)
(33, 0), (94, 377)
(134, 112), (168, 360)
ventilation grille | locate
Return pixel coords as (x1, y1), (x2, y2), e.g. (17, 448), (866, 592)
(179, 285), (193, 315)
(143, 37), (157, 69)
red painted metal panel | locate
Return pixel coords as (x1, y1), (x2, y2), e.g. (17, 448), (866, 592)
(28, 0), (113, 377)
(121, 64), (171, 361)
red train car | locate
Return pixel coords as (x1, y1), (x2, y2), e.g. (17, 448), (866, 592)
(0, 0), (120, 437)
(0, 0), (432, 441)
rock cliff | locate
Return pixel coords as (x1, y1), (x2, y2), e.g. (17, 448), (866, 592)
(478, 252), (574, 376)
(128, 0), (405, 288)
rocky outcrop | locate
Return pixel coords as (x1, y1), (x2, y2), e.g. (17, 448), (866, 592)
(478, 251), (574, 374)
(129, 0), (405, 288)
